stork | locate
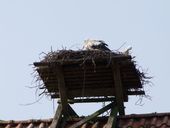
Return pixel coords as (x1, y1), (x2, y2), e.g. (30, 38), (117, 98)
(83, 39), (111, 51)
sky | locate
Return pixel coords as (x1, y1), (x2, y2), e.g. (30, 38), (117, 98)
(0, 0), (170, 120)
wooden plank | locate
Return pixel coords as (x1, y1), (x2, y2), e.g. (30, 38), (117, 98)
(52, 87), (116, 98)
(46, 79), (113, 85)
(68, 102), (115, 128)
(50, 104), (63, 128)
(112, 60), (125, 115)
(106, 106), (118, 128)
(54, 65), (68, 111)
(58, 97), (116, 104)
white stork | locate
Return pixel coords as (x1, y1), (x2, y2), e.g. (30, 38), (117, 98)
(83, 39), (111, 51)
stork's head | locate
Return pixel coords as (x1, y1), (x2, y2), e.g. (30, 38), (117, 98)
(83, 39), (96, 50)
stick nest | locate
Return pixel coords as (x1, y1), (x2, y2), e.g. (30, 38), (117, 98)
(41, 50), (121, 63)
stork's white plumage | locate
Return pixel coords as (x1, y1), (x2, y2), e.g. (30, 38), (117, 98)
(83, 39), (110, 51)
(123, 46), (132, 55)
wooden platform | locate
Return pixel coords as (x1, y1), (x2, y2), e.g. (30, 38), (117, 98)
(34, 53), (144, 101)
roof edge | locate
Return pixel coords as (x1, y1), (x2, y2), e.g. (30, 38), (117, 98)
(118, 112), (170, 119)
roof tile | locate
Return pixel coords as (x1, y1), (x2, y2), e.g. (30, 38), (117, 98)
(27, 123), (33, 128)
(5, 124), (11, 128)
(16, 123), (23, 128)
(81, 123), (88, 128)
(39, 122), (45, 128)
(91, 122), (99, 128)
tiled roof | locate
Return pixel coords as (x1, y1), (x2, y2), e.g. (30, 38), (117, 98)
(0, 119), (53, 128)
(118, 113), (170, 128)
(1, 113), (170, 128)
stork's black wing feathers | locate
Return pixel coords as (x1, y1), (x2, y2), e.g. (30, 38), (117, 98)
(91, 41), (111, 51)
(97, 40), (108, 46)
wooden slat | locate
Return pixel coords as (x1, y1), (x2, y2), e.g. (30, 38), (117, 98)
(52, 90), (144, 99)
(63, 65), (111, 70)
(49, 87), (145, 99)
(51, 91), (145, 99)
(39, 73), (112, 80)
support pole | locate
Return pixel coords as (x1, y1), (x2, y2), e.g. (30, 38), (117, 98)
(51, 65), (70, 128)
(50, 104), (63, 128)
(112, 60), (125, 115)
(55, 65), (68, 112)
(106, 106), (118, 128)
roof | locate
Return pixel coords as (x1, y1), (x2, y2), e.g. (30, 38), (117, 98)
(1, 112), (170, 128)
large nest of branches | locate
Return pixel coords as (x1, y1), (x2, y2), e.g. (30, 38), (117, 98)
(41, 50), (121, 63)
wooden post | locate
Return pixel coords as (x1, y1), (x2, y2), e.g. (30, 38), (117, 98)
(68, 102), (115, 128)
(112, 60), (125, 115)
(55, 65), (68, 112)
(106, 106), (118, 128)
(51, 65), (70, 128)
(50, 104), (63, 128)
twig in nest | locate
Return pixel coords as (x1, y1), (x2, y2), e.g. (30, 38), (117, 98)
(39, 52), (48, 56)
(51, 46), (53, 52)
(135, 94), (152, 106)
(117, 42), (127, 51)
(19, 94), (44, 106)
(91, 58), (96, 72)
(25, 85), (40, 89)
(106, 51), (113, 67)
(39, 89), (47, 96)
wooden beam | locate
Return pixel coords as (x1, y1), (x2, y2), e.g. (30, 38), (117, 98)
(67, 104), (79, 118)
(54, 65), (68, 111)
(112, 61), (125, 115)
(106, 106), (118, 128)
(68, 102), (115, 128)
(50, 104), (63, 128)
(59, 104), (79, 128)
(58, 97), (115, 104)
(52, 90), (145, 99)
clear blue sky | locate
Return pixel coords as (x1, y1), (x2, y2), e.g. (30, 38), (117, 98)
(0, 0), (170, 120)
